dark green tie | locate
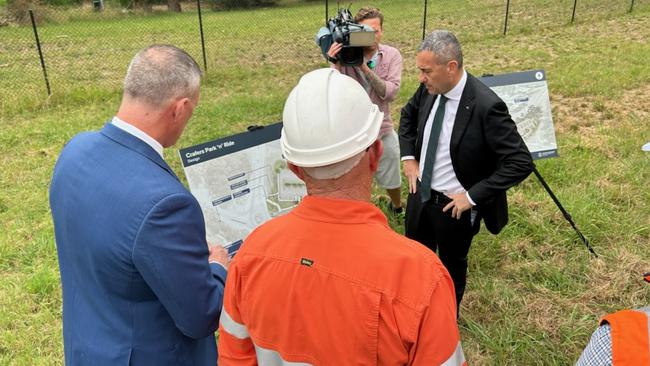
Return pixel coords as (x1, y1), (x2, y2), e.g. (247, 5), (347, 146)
(420, 95), (448, 203)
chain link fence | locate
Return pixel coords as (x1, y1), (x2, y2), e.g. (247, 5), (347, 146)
(1, 0), (647, 112)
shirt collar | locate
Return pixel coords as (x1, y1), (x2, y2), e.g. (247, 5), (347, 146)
(291, 196), (388, 226)
(376, 43), (385, 56)
(444, 69), (467, 102)
(111, 116), (164, 158)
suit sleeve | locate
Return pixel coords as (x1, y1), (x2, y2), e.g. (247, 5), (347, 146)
(409, 270), (467, 366)
(218, 259), (257, 365)
(467, 99), (535, 205)
(399, 84), (425, 158)
(132, 193), (226, 339)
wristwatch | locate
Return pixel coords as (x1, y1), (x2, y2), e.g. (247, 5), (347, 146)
(327, 56), (338, 64)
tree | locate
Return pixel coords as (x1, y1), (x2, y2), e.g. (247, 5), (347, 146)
(167, 0), (181, 12)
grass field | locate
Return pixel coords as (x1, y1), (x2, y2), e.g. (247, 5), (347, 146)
(1, 0), (649, 364)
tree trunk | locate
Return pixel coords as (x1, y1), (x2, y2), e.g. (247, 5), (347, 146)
(133, 0), (152, 12)
(167, 0), (182, 12)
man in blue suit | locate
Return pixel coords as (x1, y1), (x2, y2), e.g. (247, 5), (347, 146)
(50, 45), (228, 365)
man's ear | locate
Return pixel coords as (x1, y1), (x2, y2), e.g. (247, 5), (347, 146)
(172, 97), (190, 122)
(447, 59), (459, 74)
(368, 140), (383, 173)
(288, 162), (306, 180)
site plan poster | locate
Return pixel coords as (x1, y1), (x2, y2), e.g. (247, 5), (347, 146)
(179, 123), (306, 256)
(479, 69), (558, 160)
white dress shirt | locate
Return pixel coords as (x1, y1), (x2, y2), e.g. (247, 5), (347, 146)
(111, 116), (164, 158)
(403, 70), (476, 205)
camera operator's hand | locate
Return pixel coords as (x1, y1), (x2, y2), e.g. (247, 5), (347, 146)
(327, 42), (342, 70)
(360, 60), (372, 74)
(327, 42), (342, 58)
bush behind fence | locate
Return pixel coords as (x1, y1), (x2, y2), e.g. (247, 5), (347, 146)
(0, 0), (647, 114)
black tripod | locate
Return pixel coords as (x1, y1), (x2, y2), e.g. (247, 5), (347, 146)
(533, 167), (598, 257)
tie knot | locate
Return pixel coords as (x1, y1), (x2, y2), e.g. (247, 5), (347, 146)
(439, 94), (448, 105)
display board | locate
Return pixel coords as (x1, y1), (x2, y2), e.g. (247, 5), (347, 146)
(179, 123), (306, 256)
(480, 69), (558, 160)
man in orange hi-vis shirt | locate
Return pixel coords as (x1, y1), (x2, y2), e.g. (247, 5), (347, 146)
(218, 68), (466, 366)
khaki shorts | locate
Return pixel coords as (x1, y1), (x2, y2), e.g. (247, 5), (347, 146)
(375, 130), (402, 190)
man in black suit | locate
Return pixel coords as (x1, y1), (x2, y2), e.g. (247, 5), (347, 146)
(399, 30), (534, 311)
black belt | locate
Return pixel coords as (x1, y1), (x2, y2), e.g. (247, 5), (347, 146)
(427, 189), (452, 205)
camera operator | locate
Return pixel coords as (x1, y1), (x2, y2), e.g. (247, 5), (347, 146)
(327, 6), (404, 214)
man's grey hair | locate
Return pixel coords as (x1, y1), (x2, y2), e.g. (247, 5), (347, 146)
(417, 30), (463, 68)
(123, 44), (202, 107)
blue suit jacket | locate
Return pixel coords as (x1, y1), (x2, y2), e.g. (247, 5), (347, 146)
(50, 123), (227, 365)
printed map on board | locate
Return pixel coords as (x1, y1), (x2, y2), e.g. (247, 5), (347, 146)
(480, 70), (558, 160)
(179, 123), (306, 256)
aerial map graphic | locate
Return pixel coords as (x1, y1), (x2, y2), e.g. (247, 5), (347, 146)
(480, 70), (558, 160)
(179, 123), (306, 256)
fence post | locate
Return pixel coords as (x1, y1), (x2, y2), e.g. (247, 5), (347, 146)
(503, 0), (510, 36)
(325, 0), (328, 24)
(571, 0), (577, 23)
(196, 0), (207, 72)
(629, 0), (635, 13)
(29, 9), (51, 96)
(422, 0), (428, 40)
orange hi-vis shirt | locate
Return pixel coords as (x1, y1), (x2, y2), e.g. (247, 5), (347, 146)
(218, 196), (466, 366)
(601, 307), (650, 366)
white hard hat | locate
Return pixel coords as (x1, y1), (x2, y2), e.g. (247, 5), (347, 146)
(281, 68), (383, 168)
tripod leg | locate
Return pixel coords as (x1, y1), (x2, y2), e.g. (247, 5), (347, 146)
(533, 167), (598, 257)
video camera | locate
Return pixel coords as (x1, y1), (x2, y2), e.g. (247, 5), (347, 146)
(316, 7), (375, 66)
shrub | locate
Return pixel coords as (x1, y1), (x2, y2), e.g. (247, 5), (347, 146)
(41, 0), (83, 6)
(211, 0), (278, 10)
(0, 7), (9, 27)
(6, 0), (81, 23)
(6, 0), (44, 24)
(114, 0), (168, 11)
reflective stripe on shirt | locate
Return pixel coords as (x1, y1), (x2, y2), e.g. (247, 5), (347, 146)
(643, 307), (650, 360)
(220, 308), (250, 339)
(254, 344), (314, 366)
(441, 341), (466, 366)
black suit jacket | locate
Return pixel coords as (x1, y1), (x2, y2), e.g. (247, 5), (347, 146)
(399, 73), (534, 234)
